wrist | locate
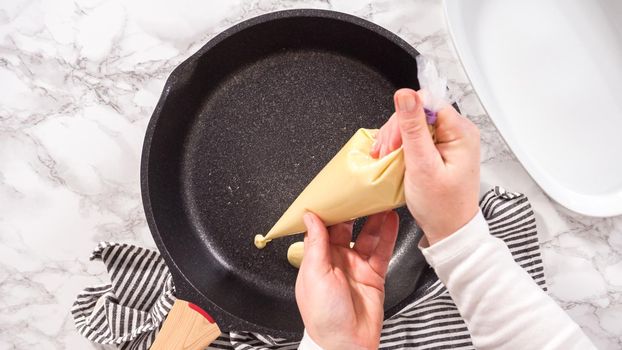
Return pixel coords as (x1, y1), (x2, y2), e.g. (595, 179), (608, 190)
(418, 209), (489, 264)
(421, 204), (479, 246)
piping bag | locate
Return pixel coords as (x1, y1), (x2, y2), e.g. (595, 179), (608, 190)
(254, 56), (451, 249)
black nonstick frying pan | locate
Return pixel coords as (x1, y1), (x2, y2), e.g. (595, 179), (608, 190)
(141, 9), (437, 348)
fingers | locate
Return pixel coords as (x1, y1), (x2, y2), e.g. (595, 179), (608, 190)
(368, 211), (399, 278)
(394, 89), (443, 172)
(302, 212), (331, 273)
(354, 211), (400, 277)
(329, 221), (354, 248)
(370, 132), (381, 158)
(370, 113), (402, 159)
(385, 114), (402, 157)
(354, 211), (389, 258)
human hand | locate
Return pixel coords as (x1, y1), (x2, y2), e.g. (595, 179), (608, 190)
(295, 211), (399, 349)
(371, 89), (480, 245)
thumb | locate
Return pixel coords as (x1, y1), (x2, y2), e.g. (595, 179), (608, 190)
(394, 89), (442, 171)
(301, 212), (331, 273)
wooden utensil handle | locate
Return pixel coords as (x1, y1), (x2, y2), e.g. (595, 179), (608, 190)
(150, 299), (221, 350)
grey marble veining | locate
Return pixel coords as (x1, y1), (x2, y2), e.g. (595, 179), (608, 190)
(0, 0), (620, 349)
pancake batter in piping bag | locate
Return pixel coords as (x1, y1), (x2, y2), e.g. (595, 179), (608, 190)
(254, 128), (405, 248)
(254, 56), (451, 249)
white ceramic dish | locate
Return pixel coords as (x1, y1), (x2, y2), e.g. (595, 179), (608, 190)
(444, 0), (622, 217)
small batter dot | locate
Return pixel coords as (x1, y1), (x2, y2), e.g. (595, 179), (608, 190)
(254, 234), (270, 249)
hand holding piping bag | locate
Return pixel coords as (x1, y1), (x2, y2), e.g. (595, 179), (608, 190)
(371, 56), (481, 246)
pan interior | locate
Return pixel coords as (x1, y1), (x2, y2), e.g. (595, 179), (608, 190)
(146, 12), (426, 334)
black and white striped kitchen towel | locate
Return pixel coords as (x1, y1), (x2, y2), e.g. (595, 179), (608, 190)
(72, 186), (545, 349)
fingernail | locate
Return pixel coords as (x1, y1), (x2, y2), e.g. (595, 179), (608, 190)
(396, 92), (416, 113)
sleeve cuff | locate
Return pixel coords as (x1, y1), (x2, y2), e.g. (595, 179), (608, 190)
(419, 209), (490, 267)
(298, 329), (324, 350)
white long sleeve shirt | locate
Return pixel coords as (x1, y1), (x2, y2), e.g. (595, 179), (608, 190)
(299, 210), (595, 349)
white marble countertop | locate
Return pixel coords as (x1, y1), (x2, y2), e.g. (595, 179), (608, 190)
(1, 0), (620, 349)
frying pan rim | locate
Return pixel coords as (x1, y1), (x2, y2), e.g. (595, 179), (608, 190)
(141, 8), (425, 337)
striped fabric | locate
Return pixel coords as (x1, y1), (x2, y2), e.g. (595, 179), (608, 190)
(72, 242), (176, 349)
(72, 186), (545, 349)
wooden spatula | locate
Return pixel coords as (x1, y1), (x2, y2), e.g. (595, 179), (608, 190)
(150, 299), (222, 350)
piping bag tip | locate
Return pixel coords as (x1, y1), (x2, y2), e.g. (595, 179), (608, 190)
(254, 234), (270, 249)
